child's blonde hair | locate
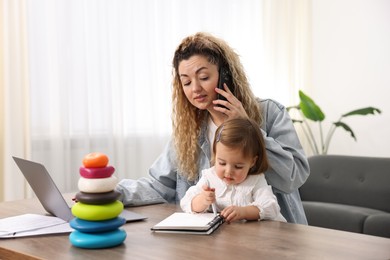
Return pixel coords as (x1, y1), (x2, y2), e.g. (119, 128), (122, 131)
(212, 118), (269, 174)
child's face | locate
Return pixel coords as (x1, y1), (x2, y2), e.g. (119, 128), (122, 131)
(214, 143), (257, 185)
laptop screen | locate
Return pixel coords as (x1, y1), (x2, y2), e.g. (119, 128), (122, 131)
(13, 156), (74, 221)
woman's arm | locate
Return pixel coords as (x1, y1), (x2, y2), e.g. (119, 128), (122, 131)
(260, 99), (310, 194)
(116, 139), (178, 206)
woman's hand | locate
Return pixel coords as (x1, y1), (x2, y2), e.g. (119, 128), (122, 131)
(213, 84), (248, 119)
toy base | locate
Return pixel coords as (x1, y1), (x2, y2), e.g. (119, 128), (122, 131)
(69, 229), (127, 249)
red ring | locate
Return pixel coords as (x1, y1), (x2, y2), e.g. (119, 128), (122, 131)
(79, 165), (115, 179)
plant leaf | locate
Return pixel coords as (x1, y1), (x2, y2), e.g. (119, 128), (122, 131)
(342, 107), (382, 117)
(299, 90), (325, 122)
(334, 122), (356, 141)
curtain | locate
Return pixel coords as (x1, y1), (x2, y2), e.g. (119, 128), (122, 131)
(0, 0), (31, 201)
(262, 0), (312, 105)
(262, 0), (312, 151)
(1, 0), (311, 201)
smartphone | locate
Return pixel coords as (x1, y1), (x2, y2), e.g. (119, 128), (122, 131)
(217, 66), (234, 107)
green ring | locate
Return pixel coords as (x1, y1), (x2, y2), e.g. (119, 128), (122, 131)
(71, 200), (124, 221)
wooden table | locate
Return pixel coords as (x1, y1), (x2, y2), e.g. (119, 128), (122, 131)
(0, 196), (389, 260)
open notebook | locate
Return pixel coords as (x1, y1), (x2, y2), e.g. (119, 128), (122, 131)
(151, 212), (225, 235)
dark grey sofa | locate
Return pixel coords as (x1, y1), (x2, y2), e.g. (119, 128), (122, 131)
(299, 155), (390, 238)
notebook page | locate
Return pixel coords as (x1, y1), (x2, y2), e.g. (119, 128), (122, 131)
(0, 213), (72, 238)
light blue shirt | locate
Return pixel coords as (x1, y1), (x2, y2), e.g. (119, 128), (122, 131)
(116, 99), (310, 224)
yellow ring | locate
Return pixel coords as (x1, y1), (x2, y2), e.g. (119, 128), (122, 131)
(71, 200), (124, 221)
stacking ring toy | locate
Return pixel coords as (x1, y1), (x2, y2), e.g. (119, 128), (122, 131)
(79, 165), (115, 179)
(78, 176), (118, 193)
(82, 152), (109, 168)
(71, 200), (124, 221)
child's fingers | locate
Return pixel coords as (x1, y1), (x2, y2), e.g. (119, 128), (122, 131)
(202, 184), (215, 192)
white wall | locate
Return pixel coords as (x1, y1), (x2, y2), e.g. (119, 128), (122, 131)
(310, 0), (390, 157)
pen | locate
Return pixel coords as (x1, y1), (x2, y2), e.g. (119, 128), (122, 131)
(206, 180), (218, 215)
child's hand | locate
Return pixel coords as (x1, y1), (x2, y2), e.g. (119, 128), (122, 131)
(220, 206), (244, 223)
(191, 182), (216, 213)
(200, 184), (216, 207)
(221, 205), (260, 223)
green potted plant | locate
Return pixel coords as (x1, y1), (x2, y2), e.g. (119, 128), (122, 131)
(287, 90), (381, 155)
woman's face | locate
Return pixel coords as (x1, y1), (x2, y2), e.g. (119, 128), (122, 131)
(178, 55), (219, 111)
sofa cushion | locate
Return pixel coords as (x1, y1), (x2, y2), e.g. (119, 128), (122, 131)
(300, 155), (390, 212)
(303, 201), (386, 233)
(363, 214), (390, 238)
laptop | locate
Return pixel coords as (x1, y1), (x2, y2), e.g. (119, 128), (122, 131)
(12, 156), (147, 223)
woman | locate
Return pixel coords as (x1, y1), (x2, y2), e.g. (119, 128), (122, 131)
(116, 32), (309, 224)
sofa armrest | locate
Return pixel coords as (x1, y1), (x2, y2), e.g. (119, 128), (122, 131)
(363, 214), (390, 238)
(303, 201), (385, 233)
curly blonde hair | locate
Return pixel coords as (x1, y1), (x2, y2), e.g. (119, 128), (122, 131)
(172, 32), (262, 181)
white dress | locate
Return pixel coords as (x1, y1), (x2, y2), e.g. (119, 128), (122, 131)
(180, 166), (287, 222)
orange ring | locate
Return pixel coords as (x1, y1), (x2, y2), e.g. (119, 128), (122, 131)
(82, 152), (109, 168)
